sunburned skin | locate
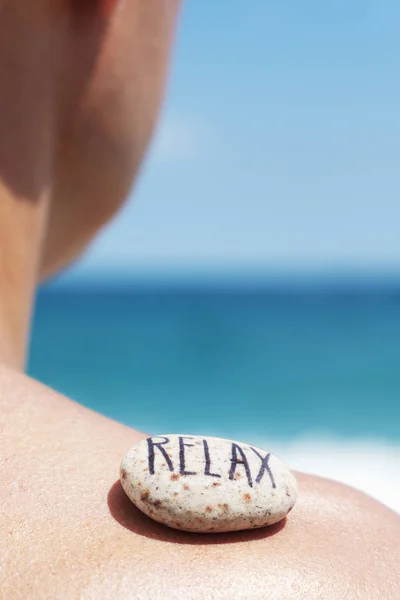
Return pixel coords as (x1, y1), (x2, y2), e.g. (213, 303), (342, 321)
(0, 2), (399, 598)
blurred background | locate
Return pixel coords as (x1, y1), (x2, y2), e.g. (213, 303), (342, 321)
(29, 1), (399, 511)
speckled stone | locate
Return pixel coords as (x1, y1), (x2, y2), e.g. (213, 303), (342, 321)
(120, 434), (298, 533)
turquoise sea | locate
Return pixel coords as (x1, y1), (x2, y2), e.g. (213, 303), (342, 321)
(29, 282), (400, 511)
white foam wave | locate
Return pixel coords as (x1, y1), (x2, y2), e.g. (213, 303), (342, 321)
(249, 435), (400, 513)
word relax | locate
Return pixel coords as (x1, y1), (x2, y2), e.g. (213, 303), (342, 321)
(146, 436), (276, 489)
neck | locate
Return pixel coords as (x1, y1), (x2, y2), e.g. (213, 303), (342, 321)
(0, 4), (57, 370)
(0, 2), (115, 369)
(0, 195), (50, 371)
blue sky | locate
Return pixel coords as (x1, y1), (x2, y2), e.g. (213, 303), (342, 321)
(64, 0), (400, 282)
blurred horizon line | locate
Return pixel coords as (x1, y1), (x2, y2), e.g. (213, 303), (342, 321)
(43, 265), (400, 293)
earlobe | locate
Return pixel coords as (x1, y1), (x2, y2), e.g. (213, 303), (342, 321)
(100, 0), (118, 17)
(68, 0), (118, 19)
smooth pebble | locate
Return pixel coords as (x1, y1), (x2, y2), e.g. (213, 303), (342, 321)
(120, 434), (298, 533)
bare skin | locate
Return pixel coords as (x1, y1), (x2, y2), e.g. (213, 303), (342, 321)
(0, 2), (399, 598)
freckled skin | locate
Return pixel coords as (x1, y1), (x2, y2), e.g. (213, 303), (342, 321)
(0, 1), (399, 599)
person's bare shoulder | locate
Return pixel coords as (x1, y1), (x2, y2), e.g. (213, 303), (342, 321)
(1, 365), (399, 599)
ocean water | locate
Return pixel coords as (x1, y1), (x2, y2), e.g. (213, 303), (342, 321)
(29, 284), (400, 512)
